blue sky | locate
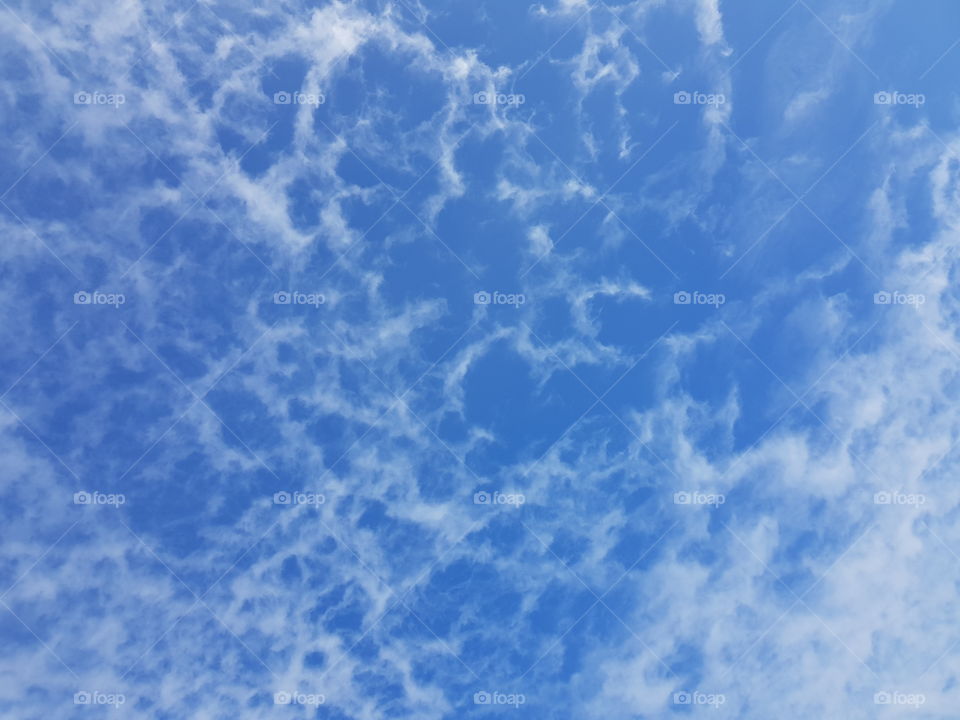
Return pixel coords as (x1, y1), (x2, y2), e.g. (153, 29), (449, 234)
(2, 0), (960, 717)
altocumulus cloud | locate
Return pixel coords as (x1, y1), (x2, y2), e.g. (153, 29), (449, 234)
(2, 0), (960, 718)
